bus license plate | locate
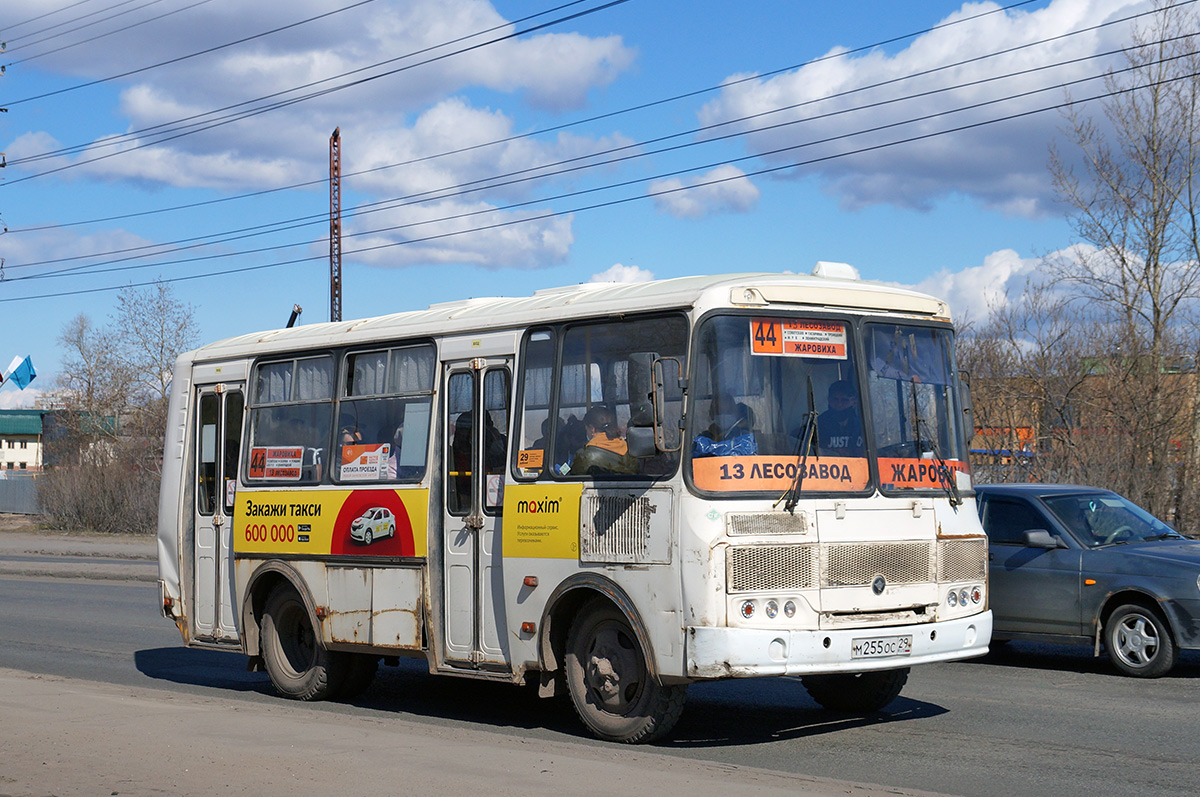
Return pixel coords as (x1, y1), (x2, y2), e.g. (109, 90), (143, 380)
(850, 635), (912, 659)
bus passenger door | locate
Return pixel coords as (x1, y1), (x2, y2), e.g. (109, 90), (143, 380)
(193, 384), (244, 642)
(442, 361), (511, 667)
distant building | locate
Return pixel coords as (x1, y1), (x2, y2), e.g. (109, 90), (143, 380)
(0, 409), (49, 474)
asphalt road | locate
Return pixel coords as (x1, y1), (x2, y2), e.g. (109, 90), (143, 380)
(2, 538), (1199, 796)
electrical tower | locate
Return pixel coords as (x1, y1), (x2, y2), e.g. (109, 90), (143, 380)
(2, 42), (8, 242)
(329, 127), (342, 323)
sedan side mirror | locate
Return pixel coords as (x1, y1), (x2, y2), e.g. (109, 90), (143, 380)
(1023, 529), (1064, 549)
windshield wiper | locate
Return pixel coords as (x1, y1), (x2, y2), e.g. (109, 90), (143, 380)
(909, 382), (961, 509)
(776, 375), (818, 515)
(1144, 532), (1185, 541)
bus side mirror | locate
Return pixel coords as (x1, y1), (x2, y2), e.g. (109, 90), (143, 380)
(958, 371), (975, 444)
(652, 357), (683, 453)
(627, 352), (657, 458)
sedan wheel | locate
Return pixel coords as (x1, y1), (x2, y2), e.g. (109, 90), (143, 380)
(1106, 604), (1177, 678)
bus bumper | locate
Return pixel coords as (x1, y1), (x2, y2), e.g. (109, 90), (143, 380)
(685, 610), (992, 679)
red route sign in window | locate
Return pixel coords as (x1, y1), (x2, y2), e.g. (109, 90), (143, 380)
(248, 446), (303, 480)
(751, 318), (847, 359)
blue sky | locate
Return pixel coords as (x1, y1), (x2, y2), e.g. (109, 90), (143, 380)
(0, 0), (1162, 407)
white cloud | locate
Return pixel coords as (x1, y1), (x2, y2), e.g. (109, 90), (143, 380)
(904, 249), (1041, 322)
(1, 1), (636, 269)
(698, 0), (1151, 216)
(899, 244), (1102, 323)
(0, 389), (41, 409)
(345, 199), (574, 269)
(590, 263), (653, 283)
(649, 165), (760, 218)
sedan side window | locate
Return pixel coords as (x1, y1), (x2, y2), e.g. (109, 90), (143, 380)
(982, 497), (1051, 545)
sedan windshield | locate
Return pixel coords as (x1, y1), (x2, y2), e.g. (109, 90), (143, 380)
(1041, 493), (1182, 548)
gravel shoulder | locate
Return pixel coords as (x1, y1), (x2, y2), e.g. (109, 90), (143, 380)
(0, 515), (156, 581)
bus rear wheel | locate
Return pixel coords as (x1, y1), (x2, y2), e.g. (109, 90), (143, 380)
(801, 668), (909, 713)
(564, 599), (686, 743)
(261, 584), (346, 701)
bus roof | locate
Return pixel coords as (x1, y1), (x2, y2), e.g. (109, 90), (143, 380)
(189, 270), (950, 363)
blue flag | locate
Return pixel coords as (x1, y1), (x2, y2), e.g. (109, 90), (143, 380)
(4, 356), (36, 389)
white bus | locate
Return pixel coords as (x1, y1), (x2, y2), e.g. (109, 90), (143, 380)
(157, 265), (991, 743)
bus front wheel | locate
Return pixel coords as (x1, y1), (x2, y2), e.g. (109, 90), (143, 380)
(261, 584), (346, 701)
(801, 668), (909, 713)
(564, 599), (686, 743)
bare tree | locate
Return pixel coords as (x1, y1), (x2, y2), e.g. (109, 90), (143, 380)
(52, 313), (133, 465)
(111, 281), (199, 467)
(113, 280), (198, 407)
(1046, 1), (1200, 518)
(42, 281), (198, 533)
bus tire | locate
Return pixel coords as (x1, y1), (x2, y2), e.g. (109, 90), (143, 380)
(336, 654), (379, 700)
(261, 584), (346, 701)
(564, 599), (686, 743)
(801, 668), (909, 713)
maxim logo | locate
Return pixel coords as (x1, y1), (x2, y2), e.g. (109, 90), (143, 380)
(516, 498), (561, 514)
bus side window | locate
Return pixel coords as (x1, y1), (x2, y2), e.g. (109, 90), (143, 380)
(515, 329), (555, 479)
(245, 356), (334, 485)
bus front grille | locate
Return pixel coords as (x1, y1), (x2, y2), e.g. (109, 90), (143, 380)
(823, 541), (934, 587)
(726, 541), (943, 593)
(938, 537), (987, 581)
(726, 545), (818, 592)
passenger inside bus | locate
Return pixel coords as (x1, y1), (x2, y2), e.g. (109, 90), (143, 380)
(569, 406), (638, 476)
(817, 380), (864, 456)
(554, 414), (588, 473)
(692, 392), (758, 457)
(450, 410), (507, 506)
(336, 425), (362, 478)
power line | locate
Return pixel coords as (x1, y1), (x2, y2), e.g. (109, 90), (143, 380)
(1, 0), (386, 107)
(8, 48), (1189, 292)
(0, 0), (1065, 227)
(0, 0), (104, 37)
(0, 0), (627, 185)
(2, 1), (1191, 302)
(6, 0), (215, 67)
(4, 62), (1180, 305)
(4, 0), (172, 52)
(5, 22), (1175, 277)
(4, 0), (1174, 235)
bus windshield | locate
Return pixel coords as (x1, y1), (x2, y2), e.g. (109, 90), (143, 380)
(688, 315), (967, 497)
(689, 314), (870, 495)
(865, 323), (968, 493)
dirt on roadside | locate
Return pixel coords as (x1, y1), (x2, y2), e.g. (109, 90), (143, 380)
(0, 513), (41, 532)
(0, 514), (157, 581)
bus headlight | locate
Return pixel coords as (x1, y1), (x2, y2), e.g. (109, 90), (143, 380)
(971, 586), (983, 604)
(783, 600), (796, 618)
(947, 591), (958, 607)
(740, 600), (756, 619)
(765, 600), (779, 619)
